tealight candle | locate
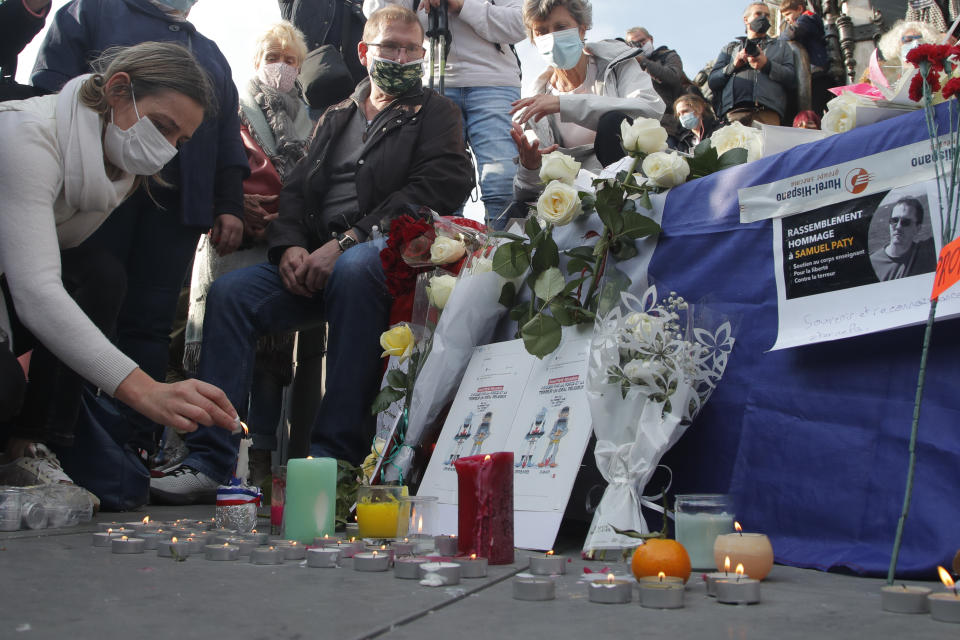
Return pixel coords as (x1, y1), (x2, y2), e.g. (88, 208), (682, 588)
(366, 544), (394, 564)
(157, 537), (191, 559)
(714, 564), (761, 605)
(390, 539), (415, 556)
(705, 556), (737, 597)
(223, 537), (256, 556)
(277, 541), (306, 560)
(204, 543), (239, 561)
(434, 535), (458, 557)
(880, 585), (931, 613)
(639, 581), (685, 609)
(183, 537), (204, 554)
(713, 522), (774, 580)
(91, 530), (123, 547)
(529, 551), (566, 575)
(139, 531), (170, 551)
(588, 574), (632, 604)
(454, 554), (488, 578)
(111, 536), (145, 554)
(249, 546), (283, 565)
(513, 575), (555, 601)
(353, 551), (390, 572)
(394, 556), (429, 579)
(419, 561), (460, 586)
(97, 522), (124, 532)
(307, 547), (340, 568)
(248, 529), (270, 545)
(928, 566), (960, 623)
(314, 534), (341, 548)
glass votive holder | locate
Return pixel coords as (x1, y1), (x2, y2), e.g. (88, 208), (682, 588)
(397, 495), (438, 540)
(356, 485), (405, 539)
(0, 487), (22, 531)
(674, 494), (733, 570)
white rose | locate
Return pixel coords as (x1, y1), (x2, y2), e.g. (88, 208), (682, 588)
(536, 180), (582, 226)
(539, 150), (582, 185)
(629, 312), (667, 343)
(426, 273), (457, 310)
(429, 236), (467, 264)
(641, 151), (691, 188)
(620, 117), (668, 155)
(821, 92), (859, 134)
(710, 121), (763, 162)
(621, 358), (665, 387)
(470, 256), (493, 273)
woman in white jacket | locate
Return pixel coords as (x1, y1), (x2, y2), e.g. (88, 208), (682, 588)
(0, 42), (237, 493)
(510, 0), (665, 202)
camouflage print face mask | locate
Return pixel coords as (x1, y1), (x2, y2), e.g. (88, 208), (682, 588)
(369, 56), (424, 97)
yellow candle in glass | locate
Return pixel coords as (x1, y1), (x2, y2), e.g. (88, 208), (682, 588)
(356, 501), (400, 538)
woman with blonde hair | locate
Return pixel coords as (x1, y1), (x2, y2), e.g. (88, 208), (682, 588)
(0, 42), (238, 500)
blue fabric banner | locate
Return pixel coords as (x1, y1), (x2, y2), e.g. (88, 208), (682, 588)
(652, 104), (959, 577)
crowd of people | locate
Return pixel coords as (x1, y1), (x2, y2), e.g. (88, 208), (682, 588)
(0, 0), (953, 509)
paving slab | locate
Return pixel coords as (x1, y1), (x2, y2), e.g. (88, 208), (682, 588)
(0, 506), (951, 640)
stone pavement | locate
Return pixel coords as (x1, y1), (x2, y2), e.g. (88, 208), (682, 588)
(0, 505), (950, 640)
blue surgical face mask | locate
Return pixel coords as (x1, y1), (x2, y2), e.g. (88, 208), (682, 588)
(534, 27), (584, 70)
(159, 0), (199, 12)
(679, 112), (700, 130)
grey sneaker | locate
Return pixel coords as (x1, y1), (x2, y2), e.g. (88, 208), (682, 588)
(149, 464), (219, 505)
(0, 443), (100, 511)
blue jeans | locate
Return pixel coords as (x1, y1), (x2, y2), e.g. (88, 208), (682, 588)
(182, 240), (390, 482)
(444, 86), (520, 229)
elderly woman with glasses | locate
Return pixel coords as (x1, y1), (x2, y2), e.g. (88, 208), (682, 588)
(509, 0), (665, 204)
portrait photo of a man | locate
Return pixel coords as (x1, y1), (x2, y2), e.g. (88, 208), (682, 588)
(869, 196), (938, 281)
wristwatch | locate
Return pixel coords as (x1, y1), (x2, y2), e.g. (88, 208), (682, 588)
(337, 232), (359, 252)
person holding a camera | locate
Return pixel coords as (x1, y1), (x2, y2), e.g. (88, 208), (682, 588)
(708, 2), (795, 126)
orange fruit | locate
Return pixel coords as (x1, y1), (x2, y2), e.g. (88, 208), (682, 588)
(630, 538), (692, 584)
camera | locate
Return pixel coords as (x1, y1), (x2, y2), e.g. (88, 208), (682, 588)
(744, 39), (761, 57)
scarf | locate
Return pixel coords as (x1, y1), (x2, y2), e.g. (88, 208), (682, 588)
(55, 75), (135, 225)
(248, 78), (308, 180)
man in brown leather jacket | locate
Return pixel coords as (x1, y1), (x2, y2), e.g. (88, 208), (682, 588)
(150, 4), (474, 504)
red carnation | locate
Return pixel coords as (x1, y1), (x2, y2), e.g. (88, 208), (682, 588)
(943, 77), (960, 100)
(909, 72), (925, 102)
(906, 44), (950, 72)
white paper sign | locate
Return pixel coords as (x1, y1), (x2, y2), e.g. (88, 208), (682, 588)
(417, 331), (593, 551)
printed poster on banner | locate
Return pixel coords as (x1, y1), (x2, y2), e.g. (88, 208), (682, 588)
(768, 178), (960, 349)
(417, 333), (592, 551)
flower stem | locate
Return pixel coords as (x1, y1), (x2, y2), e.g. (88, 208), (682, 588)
(886, 297), (937, 584)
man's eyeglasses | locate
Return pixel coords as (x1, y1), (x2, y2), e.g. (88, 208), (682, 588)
(901, 34), (923, 44)
(628, 38), (649, 48)
(890, 216), (916, 227)
(365, 42), (425, 61)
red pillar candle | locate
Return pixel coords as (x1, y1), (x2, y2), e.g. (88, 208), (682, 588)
(454, 452), (514, 564)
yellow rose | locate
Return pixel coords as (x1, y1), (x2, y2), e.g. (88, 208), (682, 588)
(539, 150), (581, 185)
(380, 323), (415, 362)
(427, 273), (457, 310)
(429, 236), (467, 264)
(536, 179), (582, 226)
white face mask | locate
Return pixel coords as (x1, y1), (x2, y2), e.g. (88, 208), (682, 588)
(640, 41), (655, 56)
(534, 27), (584, 70)
(257, 62), (299, 93)
(103, 88), (178, 175)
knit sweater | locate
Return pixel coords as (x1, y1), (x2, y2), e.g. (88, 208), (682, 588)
(0, 93), (138, 395)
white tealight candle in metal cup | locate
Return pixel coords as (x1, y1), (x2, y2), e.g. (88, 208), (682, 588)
(418, 561), (460, 585)
(394, 556), (428, 579)
(111, 536), (145, 554)
(639, 582), (685, 609)
(353, 551), (391, 572)
(248, 529), (270, 545)
(139, 531), (170, 551)
(278, 541), (306, 560)
(588, 574), (633, 604)
(249, 546), (284, 565)
(307, 547), (340, 568)
(314, 534), (341, 548)
(204, 543), (239, 561)
(529, 551), (566, 575)
(366, 544), (394, 564)
(714, 577), (761, 605)
(390, 540), (416, 556)
(434, 535), (458, 556)
(513, 576), (555, 601)
(157, 537), (191, 559)
(183, 537), (205, 554)
(224, 537), (256, 556)
(928, 567), (960, 623)
(454, 554), (488, 578)
(880, 585), (931, 613)
(92, 530), (122, 547)
(97, 522), (124, 532)
(704, 571), (733, 597)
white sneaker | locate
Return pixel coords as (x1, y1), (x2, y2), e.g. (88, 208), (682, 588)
(0, 443), (100, 511)
(149, 464), (220, 505)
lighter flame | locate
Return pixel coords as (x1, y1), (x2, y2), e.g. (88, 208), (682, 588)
(938, 566), (956, 590)
(724, 556), (731, 573)
(736, 563), (745, 579)
(734, 521), (743, 534)
(658, 571), (666, 582)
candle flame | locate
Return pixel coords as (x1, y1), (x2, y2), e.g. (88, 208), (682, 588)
(121, 536), (128, 541)
(734, 521), (743, 535)
(142, 516), (150, 524)
(269, 546), (275, 550)
(252, 529), (258, 534)
(403, 538), (409, 543)
(658, 571), (666, 582)
(607, 573), (616, 583)
(546, 550), (554, 556)
(417, 515), (424, 533)
(484, 454), (491, 461)
(381, 544), (387, 550)
(349, 537), (356, 542)
(470, 553), (477, 560)
(172, 537), (178, 543)
(290, 541), (297, 546)
(938, 566), (956, 590)
(373, 551), (378, 557)
(106, 528), (114, 533)
(736, 563), (745, 580)
(724, 556), (731, 573)
(241, 423), (249, 437)
(307, 456), (313, 459)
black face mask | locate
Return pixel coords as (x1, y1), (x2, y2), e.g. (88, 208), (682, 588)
(748, 15), (771, 34)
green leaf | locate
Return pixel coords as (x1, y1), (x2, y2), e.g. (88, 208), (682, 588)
(370, 386), (405, 415)
(492, 241), (531, 278)
(564, 245), (596, 262)
(524, 215), (542, 243)
(561, 275), (589, 296)
(718, 147), (749, 169)
(620, 209), (661, 240)
(637, 189), (652, 211)
(579, 192), (597, 213)
(693, 138), (717, 159)
(595, 184), (625, 235)
(595, 266), (632, 316)
(489, 230), (527, 242)
(533, 266), (565, 300)
(498, 281), (516, 307)
(566, 256), (591, 275)
(520, 314), (563, 358)
(531, 231), (560, 271)
(611, 238), (638, 261)
(549, 296), (585, 326)
(386, 368), (407, 389)
(509, 304), (533, 329)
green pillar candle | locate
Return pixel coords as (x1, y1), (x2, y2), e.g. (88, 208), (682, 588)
(283, 457), (336, 544)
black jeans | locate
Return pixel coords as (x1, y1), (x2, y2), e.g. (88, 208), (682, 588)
(1, 246), (126, 447)
(595, 110), (632, 168)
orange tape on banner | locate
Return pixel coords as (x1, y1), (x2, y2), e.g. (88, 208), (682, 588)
(931, 236), (960, 301)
